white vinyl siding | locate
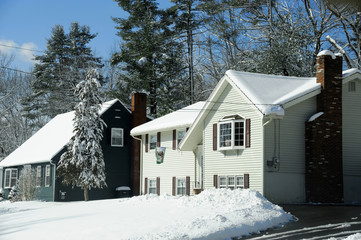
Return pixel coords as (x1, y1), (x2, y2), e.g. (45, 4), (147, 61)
(111, 128), (124, 147)
(202, 83), (264, 194)
(142, 130), (195, 195)
(264, 96), (317, 203)
(4, 168), (18, 189)
(343, 79), (361, 202)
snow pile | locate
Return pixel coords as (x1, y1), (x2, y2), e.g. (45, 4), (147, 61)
(0, 189), (293, 240)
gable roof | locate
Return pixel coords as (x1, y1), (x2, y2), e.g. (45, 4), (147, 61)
(0, 99), (123, 168)
(130, 101), (206, 136)
(180, 69), (361, 151)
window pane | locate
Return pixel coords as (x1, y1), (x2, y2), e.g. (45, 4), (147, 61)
(236, 176), (244, 188)
(150, 135), (157, 150)
(5, 170), (10, 188)
(177, 178), (186, 195)
(234, 121), (244, 146)
(227, 176), (235, 190)
(149, 179), (157, 194)
(111, 128), (123, 146)
(219, 176), (227, 188)
(219, 123), (232, 147)
(177, 130), (186, 145)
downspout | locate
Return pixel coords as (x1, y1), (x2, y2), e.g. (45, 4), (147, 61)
(131, 135), (143, 195)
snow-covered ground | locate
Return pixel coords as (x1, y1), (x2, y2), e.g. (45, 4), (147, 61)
(0, 189), (293, 240)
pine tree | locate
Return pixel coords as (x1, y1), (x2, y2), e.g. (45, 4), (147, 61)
(23, 23), (102, 119)
(111, 0), (185, 117)
(57, 68), (107, 201)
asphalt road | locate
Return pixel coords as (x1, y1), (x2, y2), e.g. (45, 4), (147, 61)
(241, 205), (361, 239)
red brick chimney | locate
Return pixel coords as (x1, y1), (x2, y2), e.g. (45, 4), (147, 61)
(305, 51), (343, 203)
(131, 92), (147, 196)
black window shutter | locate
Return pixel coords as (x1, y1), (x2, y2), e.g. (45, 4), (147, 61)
(145, 134), (149, 152)
(213, 175), (218, 188)
(186, 176), (190, 196)
(172, 130), (176, 150)
(244, 174), (250, 189)
(245, 119), (251, 148)
(172, 177), (176, 196)
(156, 177), (160, 195)
(213, 124), (217, 151)
(157, 132), (161, 147)
(144, 177), (148, 194)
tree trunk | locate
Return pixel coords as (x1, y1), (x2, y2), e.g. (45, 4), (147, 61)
(84, 186), (89, 201)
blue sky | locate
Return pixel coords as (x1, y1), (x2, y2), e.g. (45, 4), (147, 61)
(0, 0), (173, 72)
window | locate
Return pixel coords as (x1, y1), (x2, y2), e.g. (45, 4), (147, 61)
(219, 175), (244, 189)
(177, 130), (186, 145)
(219, 176), (227, 188)
(177, 178), (186, 195)
(218, 119), (245, 150)
(45, 165), (51, 187)
(4, 168), (18, 188)
(111, 128), (124, 147)
(349, 81), (356, 92)
(150, 134), (157, 150)
(36, 166), (42, 187)
(148, 179), (157, 194)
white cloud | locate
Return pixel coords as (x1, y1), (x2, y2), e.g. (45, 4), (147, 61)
(19, 42), (38, 63)
(0, 39), (19, 55)
(0, 39), (39, 69)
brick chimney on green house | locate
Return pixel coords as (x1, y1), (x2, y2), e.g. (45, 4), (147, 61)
(305, 50), (343, 203)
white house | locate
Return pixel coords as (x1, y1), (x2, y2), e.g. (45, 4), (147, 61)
(130, 102), (205, 196)
(131, 51), (361, 203)
(180, 50), (361, 203)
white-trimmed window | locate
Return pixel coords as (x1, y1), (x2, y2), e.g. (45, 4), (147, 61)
(148, 179), (157, 194)
(348, 81), (356, 92)
(219, 175), (244, 189)
(218, 118), (245, 150)
(111, 128), (124, 147)
(4, 168), (18, 189)
(149, 134), (157, 150)
(177, 130), (186, 145)
(36, 166), (42, 187)
(177, 178), (186, 195)
(45, 165), (51, 187)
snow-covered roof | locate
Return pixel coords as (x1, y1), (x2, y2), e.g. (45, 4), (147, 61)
(180, 69), (361, 151)
(0, 99), (121, 168)
(225, 70), (320, 115)
(130, 101), (206, 136)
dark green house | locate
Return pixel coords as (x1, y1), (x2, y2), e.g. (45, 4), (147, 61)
(0, 94), (147, 201)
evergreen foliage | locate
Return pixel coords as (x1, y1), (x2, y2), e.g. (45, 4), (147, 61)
(23, 22), (103, 120)
(111, 0), (185, 117)
(57, 68), (107, 201)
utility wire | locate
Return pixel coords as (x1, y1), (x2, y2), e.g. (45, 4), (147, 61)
(0, 66), (34, 75)
(0, 43), (44, 53)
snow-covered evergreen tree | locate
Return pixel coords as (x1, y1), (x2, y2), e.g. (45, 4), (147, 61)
(57, 68), (107, 201)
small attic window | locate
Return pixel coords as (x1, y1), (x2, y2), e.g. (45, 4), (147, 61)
(348, 81), (356, 92)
